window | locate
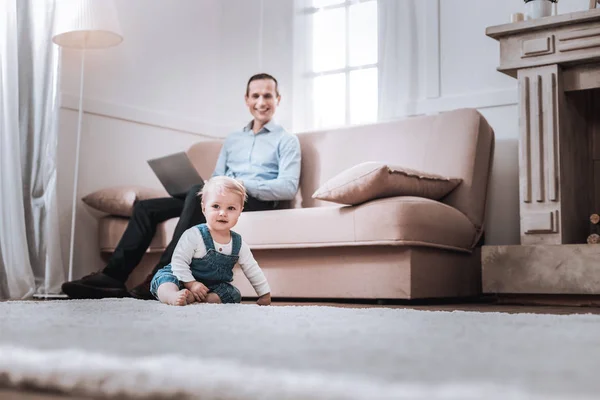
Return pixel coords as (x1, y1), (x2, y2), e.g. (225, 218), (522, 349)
(296, 0), (378, 130)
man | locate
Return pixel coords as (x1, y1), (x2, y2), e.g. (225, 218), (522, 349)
(62, 73), (301, 300)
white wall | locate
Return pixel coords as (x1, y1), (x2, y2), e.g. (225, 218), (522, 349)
(214, 0), (294, 130)
(60, 0), (222, 134)
(57, 0), (595, 279)
(57, 0), (295, 278)
(56, 111), (202, 280)
(439, 0), (523, 246)
(59, 0), (294, 138)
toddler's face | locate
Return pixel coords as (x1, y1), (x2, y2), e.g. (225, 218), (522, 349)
(202, 189), (244, 233)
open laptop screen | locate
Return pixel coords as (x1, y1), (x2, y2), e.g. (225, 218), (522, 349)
(147, 152), (204, 198)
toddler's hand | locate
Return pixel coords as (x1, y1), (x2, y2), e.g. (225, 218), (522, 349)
(257, 293), (271, 306)
(184, 281), (209, 302)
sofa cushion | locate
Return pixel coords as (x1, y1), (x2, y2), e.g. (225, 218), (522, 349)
(235, 197), (476, 251)
(351, 197), (475, 249)
(83, 186), (168, 217)
(98, 197), (476, 254)
(312, 162), (462, 205)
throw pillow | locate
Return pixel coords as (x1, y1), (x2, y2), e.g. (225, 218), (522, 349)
(82, 186), (168, 217)
(312, 162), (462, 205)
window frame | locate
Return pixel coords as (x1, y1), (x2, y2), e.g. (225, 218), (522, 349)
(292, 0), (379, 132)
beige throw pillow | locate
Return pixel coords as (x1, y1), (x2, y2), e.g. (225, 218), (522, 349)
(82, 186), (168, 217)
(312, 162), (462, 205)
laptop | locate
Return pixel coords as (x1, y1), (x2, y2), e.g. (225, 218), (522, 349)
(147, 152), (205, 198)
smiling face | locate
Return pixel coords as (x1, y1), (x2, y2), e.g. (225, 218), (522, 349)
(245, 78), (280, 131)
(202, 189), (244, 234)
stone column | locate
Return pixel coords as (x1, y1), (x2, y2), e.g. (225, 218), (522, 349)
(518, 64), (590, 245)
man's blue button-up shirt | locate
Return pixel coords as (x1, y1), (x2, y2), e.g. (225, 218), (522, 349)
(212, 120), (301, 201)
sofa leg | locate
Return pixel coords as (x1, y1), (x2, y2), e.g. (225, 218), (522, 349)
(376, 299), (388, 305)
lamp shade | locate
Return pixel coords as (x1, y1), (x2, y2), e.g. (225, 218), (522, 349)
(53, 0), (123, 49)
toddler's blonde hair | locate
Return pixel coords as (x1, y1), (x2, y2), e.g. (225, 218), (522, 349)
(200, 176), (247, 206)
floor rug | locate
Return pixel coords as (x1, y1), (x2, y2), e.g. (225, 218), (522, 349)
(1, 299), (599, 399)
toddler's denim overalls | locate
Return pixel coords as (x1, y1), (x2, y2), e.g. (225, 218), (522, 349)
(150, 224), (242, 303)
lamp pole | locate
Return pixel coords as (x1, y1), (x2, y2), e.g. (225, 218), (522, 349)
(51, 0), (123, 291)
(67, 46), (86, 282)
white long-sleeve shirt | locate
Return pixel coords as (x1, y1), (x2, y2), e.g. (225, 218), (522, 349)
(170, 227), (271, 297)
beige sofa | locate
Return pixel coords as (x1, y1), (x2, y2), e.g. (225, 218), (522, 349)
(92, 108), (494, 300)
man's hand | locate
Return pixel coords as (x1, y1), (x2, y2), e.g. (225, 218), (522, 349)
(184, 281), (209, 302)
(257, 293), (271, 306)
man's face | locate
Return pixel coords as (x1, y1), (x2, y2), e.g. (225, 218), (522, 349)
(245, 79), (280, 126)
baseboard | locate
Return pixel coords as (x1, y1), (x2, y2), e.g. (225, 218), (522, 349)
(485, 293), (600, 308)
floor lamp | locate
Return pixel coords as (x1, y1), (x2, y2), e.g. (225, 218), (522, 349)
(52, 0), (123, 286)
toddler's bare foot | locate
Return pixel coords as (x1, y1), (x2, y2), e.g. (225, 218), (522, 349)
(205, 292), (222, 304)
(166, 289), (191, 306)
(185, 290), (196, 304)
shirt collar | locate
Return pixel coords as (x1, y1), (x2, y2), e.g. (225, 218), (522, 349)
(243, 120), (280, 134)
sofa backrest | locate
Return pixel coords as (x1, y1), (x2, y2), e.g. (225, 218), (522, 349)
(186, 140), (223, 182)
(296, 108), (495, 233)
(187, 108), (494, 233)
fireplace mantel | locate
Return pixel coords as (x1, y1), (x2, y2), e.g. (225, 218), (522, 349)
(487, 8), (600, 79)
(487, 8), (600, 245)
(483, 9), (600, 296)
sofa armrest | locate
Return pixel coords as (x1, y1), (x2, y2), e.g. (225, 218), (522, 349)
(82, 186), (168, 217)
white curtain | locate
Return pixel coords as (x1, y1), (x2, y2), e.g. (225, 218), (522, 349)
(378, 0), (420, 121)
(0, 0), (64, 299)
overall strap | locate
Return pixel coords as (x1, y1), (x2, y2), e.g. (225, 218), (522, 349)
(230, 230), (242, 257)
(196, 224), (215, 251)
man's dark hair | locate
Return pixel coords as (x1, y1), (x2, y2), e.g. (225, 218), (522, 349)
(246, 73), (279, 97)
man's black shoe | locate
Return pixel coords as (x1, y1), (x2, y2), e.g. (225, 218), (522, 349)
(62, 272), (129, 299)
(129, 273), (154, 300)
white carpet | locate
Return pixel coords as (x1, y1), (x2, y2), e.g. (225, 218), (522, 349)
(0, 299), (599, 399)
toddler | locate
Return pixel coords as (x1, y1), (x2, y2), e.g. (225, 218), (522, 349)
(150, 176), (271, 306)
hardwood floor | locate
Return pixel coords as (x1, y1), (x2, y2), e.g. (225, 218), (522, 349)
(3, 298), (600, 399)
(265, 295), (600, 315)
(271, 302), (600, 314)
(0, 389), (94, 400)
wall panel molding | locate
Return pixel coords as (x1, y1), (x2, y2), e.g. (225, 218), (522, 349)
(407, 87), (518, 116)
(424, 0), (440, 99)
(60, 93), (228, 139)
(62, 88), (517, 137)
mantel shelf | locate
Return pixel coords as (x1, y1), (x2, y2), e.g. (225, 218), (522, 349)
(487, 8), (600, 78)
(487, 8), (600, 39)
